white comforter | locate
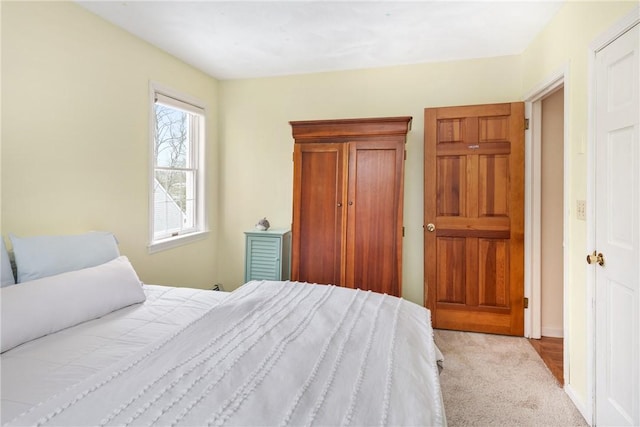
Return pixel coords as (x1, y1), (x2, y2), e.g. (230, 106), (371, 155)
(2, 280), (445, 426)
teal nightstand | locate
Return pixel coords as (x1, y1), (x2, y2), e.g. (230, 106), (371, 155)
(244, 229), (291, 282)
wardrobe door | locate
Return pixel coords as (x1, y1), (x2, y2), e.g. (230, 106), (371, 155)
(345, 138), (405, 296)
(292, 143), (348, 286)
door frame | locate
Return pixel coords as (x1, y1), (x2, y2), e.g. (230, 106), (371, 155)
(523, 65), (570, 384)
(587, 6), (640, 425)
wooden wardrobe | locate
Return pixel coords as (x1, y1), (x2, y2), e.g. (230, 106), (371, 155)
(290, 116), (412, 297)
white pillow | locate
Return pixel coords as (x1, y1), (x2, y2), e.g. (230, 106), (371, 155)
(10, 232), (120, 283)
(1, 256), (146, 353)
(1, 238), (15, 287)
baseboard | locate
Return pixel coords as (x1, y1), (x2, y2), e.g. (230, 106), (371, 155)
(541, 326), (563, 338)
(564, 384), (591, 426)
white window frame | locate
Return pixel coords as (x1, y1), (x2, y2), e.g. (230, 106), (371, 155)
(148, 82), (208, 253)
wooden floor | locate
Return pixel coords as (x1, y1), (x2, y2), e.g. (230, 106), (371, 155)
(529, 336), (564, 385)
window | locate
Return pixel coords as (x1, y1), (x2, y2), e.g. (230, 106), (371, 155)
(149, 84), (206, 252)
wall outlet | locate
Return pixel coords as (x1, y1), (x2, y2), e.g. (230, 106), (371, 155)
(576, 200), (586, 221)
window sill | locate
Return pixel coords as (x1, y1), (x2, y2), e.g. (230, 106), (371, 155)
(148, 230), (209, 254)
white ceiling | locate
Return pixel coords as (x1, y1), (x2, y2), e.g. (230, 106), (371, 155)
(77, 1), (565, 80)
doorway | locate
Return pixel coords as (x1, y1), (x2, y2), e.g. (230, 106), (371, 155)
(529, 87), (565, 385)
(524, 70), (569, 385)
(540, 88), (565, 342)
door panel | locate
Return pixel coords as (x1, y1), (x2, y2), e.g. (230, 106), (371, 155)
(425, 102), (525, 336)
(346, 139), (404, 296)
(437, 156), (466, 216)
(594, 23), (639, 427)
(478, 155), (509, 216)
(478, 238), (509, 307)
(436, 237), (466, 304)
(292, 143), (347, 286)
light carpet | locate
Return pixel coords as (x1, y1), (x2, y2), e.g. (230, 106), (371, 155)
(433, 329), (587, 427)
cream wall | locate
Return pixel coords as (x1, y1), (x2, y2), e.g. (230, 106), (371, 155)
(1, 2), (220, 288)
(520, 0), (637, 415)
(217, 56), (523, 303)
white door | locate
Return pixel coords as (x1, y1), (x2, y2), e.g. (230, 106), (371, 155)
(594, 23), (639, 427)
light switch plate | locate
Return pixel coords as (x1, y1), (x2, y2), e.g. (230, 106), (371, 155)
(577, 200), (586, 221)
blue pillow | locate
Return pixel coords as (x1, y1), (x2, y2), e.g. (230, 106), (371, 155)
(10, 232), (120, 283)
(1, 238), (15, 287)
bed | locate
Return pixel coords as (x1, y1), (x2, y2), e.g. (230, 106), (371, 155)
(1, 233), (446, 426)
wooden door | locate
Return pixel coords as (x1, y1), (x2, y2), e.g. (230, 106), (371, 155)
(345, 139), (405, 296)
(292, 143), (348, 286)
(424, 102), (525, 336)
(594, 23), (639, 426)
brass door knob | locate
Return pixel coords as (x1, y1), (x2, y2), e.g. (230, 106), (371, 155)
(586, 251), (605, 266)
(426, 223), (436, 232)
